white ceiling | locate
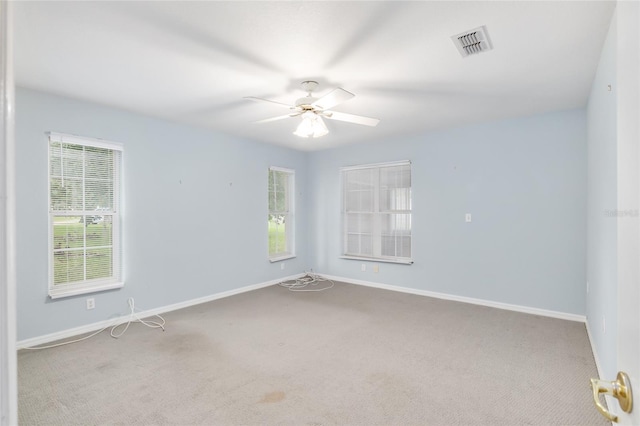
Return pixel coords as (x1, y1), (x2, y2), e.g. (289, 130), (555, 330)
(14, 1), (615, 151)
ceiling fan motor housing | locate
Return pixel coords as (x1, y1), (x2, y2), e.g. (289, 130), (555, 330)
(295, 97), (318, 109)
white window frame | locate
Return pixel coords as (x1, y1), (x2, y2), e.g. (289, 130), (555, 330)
(341, 160), (413, 264)
(268, 166), (295, 262)
(47, 132), (123, 299)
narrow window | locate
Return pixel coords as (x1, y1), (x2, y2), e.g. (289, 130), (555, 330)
(48, 132), (123, 298)
(268, 167), (295, 261)
(342, 161), (412, 264)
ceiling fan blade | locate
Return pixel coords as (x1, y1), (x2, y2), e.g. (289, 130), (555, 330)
(311, 88), (355, 110)
(323, 111), (380, 127)
(244, 96), (294, 109)
(254, 113), (301, 124)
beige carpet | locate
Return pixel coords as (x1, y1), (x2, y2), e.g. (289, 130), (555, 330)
(18, 281), (607, 425)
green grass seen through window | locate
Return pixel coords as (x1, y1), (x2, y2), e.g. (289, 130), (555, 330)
(53, 219), (113, 285)
(268, 219), (287, 256)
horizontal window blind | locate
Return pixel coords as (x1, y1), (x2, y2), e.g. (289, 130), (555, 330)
(342, 161), (412, 264)
(48, 132), (123, 298)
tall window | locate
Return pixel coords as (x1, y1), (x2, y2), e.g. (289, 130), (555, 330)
(342, 161), (412, 264)
(268, 167), (295, 261)
(48, 132), (123, 298)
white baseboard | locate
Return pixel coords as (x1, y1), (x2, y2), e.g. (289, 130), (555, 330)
(19, 272), (585, 349)
(17, 273), (304, 349)
(585, 319), (604, 378)
(320, 274), (587, 323)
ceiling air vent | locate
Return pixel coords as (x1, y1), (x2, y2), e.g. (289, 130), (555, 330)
(452, 26), (492, 58)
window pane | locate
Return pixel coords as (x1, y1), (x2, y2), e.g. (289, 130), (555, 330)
(52, 217), (85, 250)
(401, 235), (412, 258)
(381, 187), (412, 211)
(85, 146), (114, 180)
(53, 250), (85, 285)
(86, 247), (113, 280)
(49, 178), (66, 210)
(62, 144), (84, 178)
(347, 233), (372, 256)
(50, 178), (83, 211)
(86, 216), (112, 247)
(380, 165), (411, 211)
(268, 170), (289, 213)
(345, 169), (374, 212)
(49, 142), (63, 177)
(381, 235), (412, 258)
(346, 188), (374, 212)
(381, 213), (412, 233)
(347, 212), (372, 234)
(381, 213), (412, 258)
(268, 214), (287, 255)
(345, 212), (373, 256)
(275, 172), (288, 211)
(85, 179), (114, 211)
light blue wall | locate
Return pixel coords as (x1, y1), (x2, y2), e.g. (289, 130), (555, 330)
(16, 87), (591, 341)
(308, 110), (587, 315)
(15, 87), (309, 341)
(586, 11), (617, 379)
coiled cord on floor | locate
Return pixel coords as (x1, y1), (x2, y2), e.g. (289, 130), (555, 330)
(110, 297), (165, 338)
(278, 272), (334, 292)
(22, 297), (165, 350)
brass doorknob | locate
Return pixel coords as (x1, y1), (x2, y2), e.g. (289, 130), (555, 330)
(590, 371), (633, 422)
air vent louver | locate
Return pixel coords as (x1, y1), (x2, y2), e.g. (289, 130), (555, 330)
(452, 26), (492, 57)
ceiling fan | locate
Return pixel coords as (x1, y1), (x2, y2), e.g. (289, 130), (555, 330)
(245, 81), (380, 138)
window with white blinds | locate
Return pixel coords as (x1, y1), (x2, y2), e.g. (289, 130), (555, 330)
(48, 132), (123, 298)
(342, 161), (412, 264)
(268, 167), (295, 261)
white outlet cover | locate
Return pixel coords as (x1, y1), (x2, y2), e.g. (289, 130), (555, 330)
(465, 213), (472, 222)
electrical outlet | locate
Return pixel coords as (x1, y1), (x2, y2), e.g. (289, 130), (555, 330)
(465, 213), (472, 222)
(280, 262), (285, 270)
(373, 265), (379, 273)
(86, 298), (95, 310)
(361, 264), (366, 272)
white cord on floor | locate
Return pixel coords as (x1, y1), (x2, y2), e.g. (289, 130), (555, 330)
(278, 272), (334, 292)
(110, 297), (165, 338)
(22, 297), (165, 350)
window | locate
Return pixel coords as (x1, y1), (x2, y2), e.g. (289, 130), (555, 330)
(48, 132), (123, 298)
(268, 167), (295, 261)
(342, 161), (412, 264)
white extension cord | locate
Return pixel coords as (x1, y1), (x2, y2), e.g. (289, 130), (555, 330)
(23, 297), (165, 350)
(278, 272), (334, 292)
(110, 297), (165, 338)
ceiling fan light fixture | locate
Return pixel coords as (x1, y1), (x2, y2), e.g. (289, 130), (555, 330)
(293, 112), (328, 138)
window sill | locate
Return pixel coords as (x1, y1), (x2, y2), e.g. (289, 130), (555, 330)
(269, 254), (296, 263)
(49, 280), (124, 299)
(340, 256), (413, 265)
